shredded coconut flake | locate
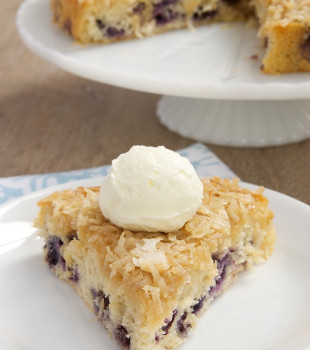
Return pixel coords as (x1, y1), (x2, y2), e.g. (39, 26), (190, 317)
(133, 238), (169, 273)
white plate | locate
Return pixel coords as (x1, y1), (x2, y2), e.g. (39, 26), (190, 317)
(0, 178), (309, 350)
(16, 0), (310, 100)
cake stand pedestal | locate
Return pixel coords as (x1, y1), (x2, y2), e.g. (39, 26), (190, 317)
(157, 97), (310, 147)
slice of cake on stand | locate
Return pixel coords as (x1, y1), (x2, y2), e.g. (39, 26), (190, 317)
(34, 145), (276, 349)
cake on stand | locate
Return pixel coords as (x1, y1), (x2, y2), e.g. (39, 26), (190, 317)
(17, 0), (310, 147)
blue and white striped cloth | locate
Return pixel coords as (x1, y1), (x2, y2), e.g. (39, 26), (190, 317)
(0, 143), (235, 206)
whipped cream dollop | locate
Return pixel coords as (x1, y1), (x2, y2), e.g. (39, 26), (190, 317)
(99, 145), (203, 232)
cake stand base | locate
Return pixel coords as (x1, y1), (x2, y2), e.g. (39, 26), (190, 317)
(157, 97), (310, 147)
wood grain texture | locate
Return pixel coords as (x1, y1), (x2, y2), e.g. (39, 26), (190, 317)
(1, 0), (309, 204)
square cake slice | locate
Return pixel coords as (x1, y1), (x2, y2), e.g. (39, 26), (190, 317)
(34, 177), (276, 350)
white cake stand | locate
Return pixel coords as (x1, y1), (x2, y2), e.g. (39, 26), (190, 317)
(16, 0), (310, 147)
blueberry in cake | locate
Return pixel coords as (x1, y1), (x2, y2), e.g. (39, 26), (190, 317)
(51, 0), (310, 73)
(51, 0), (253, 43)
(35, 159), (276, 350)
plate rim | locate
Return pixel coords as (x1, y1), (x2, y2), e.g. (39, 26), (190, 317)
(0, 177), (310, 350)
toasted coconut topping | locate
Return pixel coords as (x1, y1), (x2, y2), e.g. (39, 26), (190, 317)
(35, 177), (275, 323)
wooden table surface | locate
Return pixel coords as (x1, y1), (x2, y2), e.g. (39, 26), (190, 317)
(1, 0), (310, 205)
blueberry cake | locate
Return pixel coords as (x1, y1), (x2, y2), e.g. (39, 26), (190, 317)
(34, 177), (276, 350)
(51, 0), (254, 44)
(253, 0), (310, 73)
(51, 0), (310, 73)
